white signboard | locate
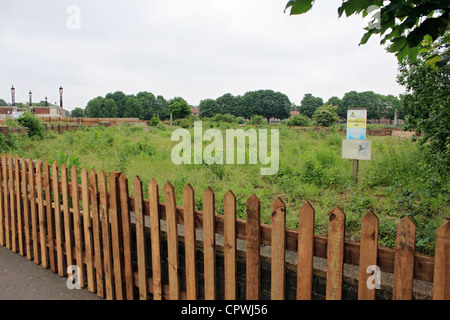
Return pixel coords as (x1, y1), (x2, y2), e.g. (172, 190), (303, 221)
(342, 139), (372, 161)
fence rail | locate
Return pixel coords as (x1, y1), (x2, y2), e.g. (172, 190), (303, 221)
(0, 155), (448, 300)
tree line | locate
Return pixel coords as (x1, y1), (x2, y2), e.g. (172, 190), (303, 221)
(76, 89), (402, 124)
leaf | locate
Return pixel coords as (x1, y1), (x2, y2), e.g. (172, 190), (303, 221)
(425, 54), (442, 71)
(388, 36), (407, 53)
(338, 0), (374, 17)
(285, 0), (314, 15)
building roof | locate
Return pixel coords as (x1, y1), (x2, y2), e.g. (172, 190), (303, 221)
(290, 111), (300, 116)
(191, 107), (200, 114)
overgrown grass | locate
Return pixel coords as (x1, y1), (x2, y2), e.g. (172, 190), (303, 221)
(2, 122), (448, 255)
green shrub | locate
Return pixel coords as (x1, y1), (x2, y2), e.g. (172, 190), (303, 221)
(248, 115), (263, 126)
(312, 104), (339, 127)
(174, 118), (193, 128)
(213, 113), (237, 124)
(286, 115), (309, 127)
(17, 112), (44, 139)
(149, 116), (161, 127)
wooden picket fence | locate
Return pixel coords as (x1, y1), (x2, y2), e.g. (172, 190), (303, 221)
(0, 154), (448, 300)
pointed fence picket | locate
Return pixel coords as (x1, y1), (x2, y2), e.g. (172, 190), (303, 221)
(0, 155), (448, 301)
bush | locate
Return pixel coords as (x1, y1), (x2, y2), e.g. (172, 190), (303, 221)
(286, 115), (309, 126)
(213, 113), (237, 124)
(248, 115), (263, 126)
(148, 116), (161, 127)
(174, 118), (193, 129)
(236, 116), (245, 124)
(312, 104), (339, 127)
(17, 112), (44, 139)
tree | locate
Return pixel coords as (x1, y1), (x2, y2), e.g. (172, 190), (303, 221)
(71, 107), (85, 118)
(312, 104), (339, 127)
(155, 95), (170, 120)
(285, 0), (450, 68)
(105, 91), (127, 118)
(340, 91), (383, 121)
(199, 99), (220, 118)
(137, 91), (158, 120)
(379, 94), (402, 122)
(123, 96), (143, 119)
(327, 96), (342, 118)
(103, 98), (118, 118)
(169, 97), (191, 120)
(397, 53), (450, 166)
(216, 93), (243, 116)
(299, 93), (323, 118)
(241, 90), (292, 123)
(85, 96), (104, 118)
(0, 99), (9, 106)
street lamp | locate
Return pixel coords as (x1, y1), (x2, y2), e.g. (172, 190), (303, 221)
(59, 86), (63, 108)
(11, 85), (15, 106)
(45, 96), (48, 106)
(29, 90), (32, 107)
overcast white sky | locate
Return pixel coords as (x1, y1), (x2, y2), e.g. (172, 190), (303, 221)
(0, 0), (404, 111)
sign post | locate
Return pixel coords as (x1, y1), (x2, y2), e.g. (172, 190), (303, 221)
(343, 109), (370, 183)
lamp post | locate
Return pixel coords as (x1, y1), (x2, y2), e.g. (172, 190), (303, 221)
(59, 86), (63, 108)
(29, 90), (32, 107)
(11, 85), (15, 106)
(45, 96), (48, 106)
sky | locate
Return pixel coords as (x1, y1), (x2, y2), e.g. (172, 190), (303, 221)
(0, 0), (404, 112)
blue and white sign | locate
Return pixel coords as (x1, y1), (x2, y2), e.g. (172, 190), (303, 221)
(346, 109), (367, 140)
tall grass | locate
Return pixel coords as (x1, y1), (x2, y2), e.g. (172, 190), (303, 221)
(8, 123), (448, 254)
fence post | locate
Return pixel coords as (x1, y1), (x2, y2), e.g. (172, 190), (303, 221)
(90, 170), (105, 299)
(297, 201), (315, 300)
(28, 158), (39, 265)
(82, 168), (95, 292)
(246, 194), (260, 300)
(119, 173), (134, 300)
(183, 184), (197, 300)
(9, 155), (17, 253)
(99, 170), (114, 300)
(433, 221), (450, 300)
(110, 172), (124, 300)
(134, 176), (148, 300)
(203, 187), (216, 300)
(61, 165), (74, 275)
(165, 181), (180, 300)
(2, 155), (9, 250)
(393, 217), (416, 300)
(326, 206), (346, 300)
(14, 156), (24, 257)
(43, 161), (55, 272)
(20, 158), (31, 260)
(358, 211), (379, 300)
(149, 179), (163, 300)
(35, 159), (48, 268)
(271, 197), (286, 300)
(224, 190), (237, 300)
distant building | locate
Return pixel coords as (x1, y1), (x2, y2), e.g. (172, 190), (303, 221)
(290, 110), (300, 117)
(32, 105), (67, 117)
(0, 106), (28, 120)
(191, 107), (200, 117)
(0, 105), (68, 120)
